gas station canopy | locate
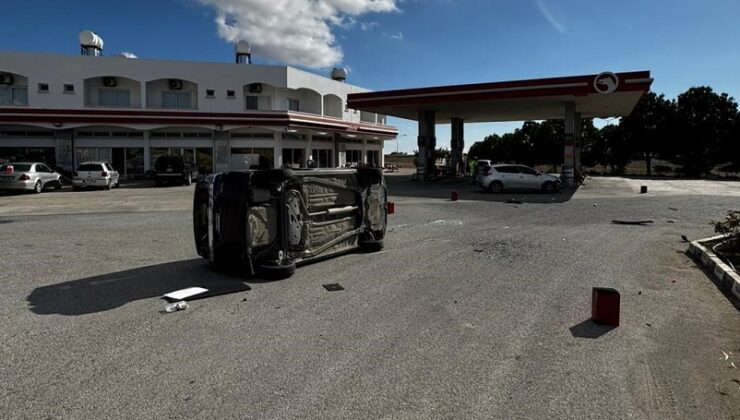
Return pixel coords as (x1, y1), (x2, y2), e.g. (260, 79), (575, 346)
(347, 71), (652, 123)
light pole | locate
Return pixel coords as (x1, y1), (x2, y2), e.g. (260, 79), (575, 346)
(396, 133), (407, 154)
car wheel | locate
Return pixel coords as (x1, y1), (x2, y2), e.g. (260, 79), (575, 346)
(34, 180), (43, 194)
(542, 181), (556, 193)
(488, 181), (503, 193)
(256, 261), (297, 279)
(359, 239), (384, 252)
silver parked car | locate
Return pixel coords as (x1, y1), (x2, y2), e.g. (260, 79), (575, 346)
(73, 161), (120, 190)
(477, 164), (561, 193)
(0, 162), (63, 193)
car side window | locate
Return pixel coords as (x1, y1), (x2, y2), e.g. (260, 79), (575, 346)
(519, 166), (537, 175)
(105, 163), (113, 171)
(499, 166), (517, 174)
(36, 164), (49, 173)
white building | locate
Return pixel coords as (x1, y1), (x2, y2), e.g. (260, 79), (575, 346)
(0, 35), (396, 177)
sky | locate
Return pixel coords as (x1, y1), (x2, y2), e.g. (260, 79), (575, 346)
(2, 0), (739, 153)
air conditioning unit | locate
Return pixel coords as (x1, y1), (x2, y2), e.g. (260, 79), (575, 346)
(0, 73), (14, 85)
(248, 83), (262, 93)
(168, 79), (183, 90)
(102, 77), (117, 87)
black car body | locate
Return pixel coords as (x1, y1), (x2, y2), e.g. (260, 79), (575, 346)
(193, 168), (387, 278)
(154, 155), (196, 186)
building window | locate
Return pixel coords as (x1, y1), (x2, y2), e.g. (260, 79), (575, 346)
(312, 149), (333, 168)
(0, 87), (28, 106)
(282, 148), (305, 168)
(226, 90), (235, 99)
(99, 89), (130, 107)
(230, 147), (274, 170)
(287, 98), (299, 112)
(162, 92), (192, 109)
(346, 149), (362, 166)
(206, 89), (215, 98)
(38, 83), (49, 93)
(246, 95), (271, 110)
(367, 150), (381, 167)
(63, 84), (75, 93)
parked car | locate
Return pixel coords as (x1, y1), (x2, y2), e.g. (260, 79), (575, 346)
(193, 167), (387, 279)
(73, 162), (120, 190)
(0, 162), (63, 193)
(154, 155), (196, 186)
(477, 164), (561, 193)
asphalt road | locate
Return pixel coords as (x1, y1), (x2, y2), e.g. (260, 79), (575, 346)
(1, 175), (739, 419)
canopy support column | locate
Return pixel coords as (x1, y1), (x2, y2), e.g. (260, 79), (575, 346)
(563, 102), (581, 186)
(417, 109), (436, 180)
(450, 117), (464, 176)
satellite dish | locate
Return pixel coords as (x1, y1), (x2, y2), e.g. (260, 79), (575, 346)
(331, 67), (348, 82)
(236, 40), (251, 55)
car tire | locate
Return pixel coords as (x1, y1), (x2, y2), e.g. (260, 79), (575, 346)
(542, 181), (556, 193)
(359, 239), (384, 252)
(256, 261), (297, 279)
(488, 181), (503, 193)
(34, 180), (43, 194)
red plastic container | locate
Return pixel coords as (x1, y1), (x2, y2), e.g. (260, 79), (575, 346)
(451, 191), (459, 201)
(591, 287), (620, 326)
(387, 202), (395, 215)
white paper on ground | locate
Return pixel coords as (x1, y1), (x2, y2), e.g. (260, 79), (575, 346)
(164, 287), (209, 300)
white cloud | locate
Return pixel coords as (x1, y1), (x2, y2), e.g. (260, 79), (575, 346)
(119, 52), (138, 58)
(197, 0), (398, 68)
(536, 0), (566, 33)
(360, 21), (380, 31)
(386, 31), (404, 40)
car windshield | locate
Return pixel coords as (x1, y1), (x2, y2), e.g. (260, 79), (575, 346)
(78, 164), (102, 171)
(1, 164), (32, 172)
(155, 156), (184, 171)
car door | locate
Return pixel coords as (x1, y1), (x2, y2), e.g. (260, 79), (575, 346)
(35, 164), (52, 186)
(496, 166), (519, 188)
(516, 165), (541, 190)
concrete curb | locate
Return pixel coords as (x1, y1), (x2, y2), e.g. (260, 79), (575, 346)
(687, 235), (740, 303)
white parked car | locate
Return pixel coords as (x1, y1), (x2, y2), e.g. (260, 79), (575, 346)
(0, 162), (63, 193)
(477, 164), (561, 193)
(73, 161), (120, 190)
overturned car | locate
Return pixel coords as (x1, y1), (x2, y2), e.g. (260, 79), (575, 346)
(193, 168), (387, 278)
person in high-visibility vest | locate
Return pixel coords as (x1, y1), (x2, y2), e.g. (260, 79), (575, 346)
(469, 158), (478, 185)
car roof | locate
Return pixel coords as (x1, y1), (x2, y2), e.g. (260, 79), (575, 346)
(4, 162), (38, 165)
(79, 161), (107, 165)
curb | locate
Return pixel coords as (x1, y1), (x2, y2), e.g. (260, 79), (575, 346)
(687, 235), (740, 303)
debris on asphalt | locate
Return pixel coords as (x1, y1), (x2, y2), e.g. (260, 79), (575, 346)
(593, 203), (598, 206)
(646, 323), (652, 327)
(164, 287), (208, 301)
(681, 235), (689, 242)
(474, 248), (484, 252)
(668, 207), (678, 211)
(323, 283), (345, 292)
(506, 198), (524, 204)
(164, 301), (188, 313)
(612, 220), (654, 225)
(666, 219), (677, 223)
(638, 291), (642, 295)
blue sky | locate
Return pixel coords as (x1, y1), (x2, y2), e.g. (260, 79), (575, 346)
(2, 0), (739, 153)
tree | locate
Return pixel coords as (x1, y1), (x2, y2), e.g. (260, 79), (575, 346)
(674, 87), (737, 176)
(601, 124), (631, 174)
(620, 92), (676, 176)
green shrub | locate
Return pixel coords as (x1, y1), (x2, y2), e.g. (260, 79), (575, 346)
(711, 210), (740, 251)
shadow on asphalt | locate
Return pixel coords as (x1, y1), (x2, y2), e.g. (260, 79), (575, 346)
(385, 175), (579, 204)
(27, 259), (251, 316)
(569, 319), (617, 339)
